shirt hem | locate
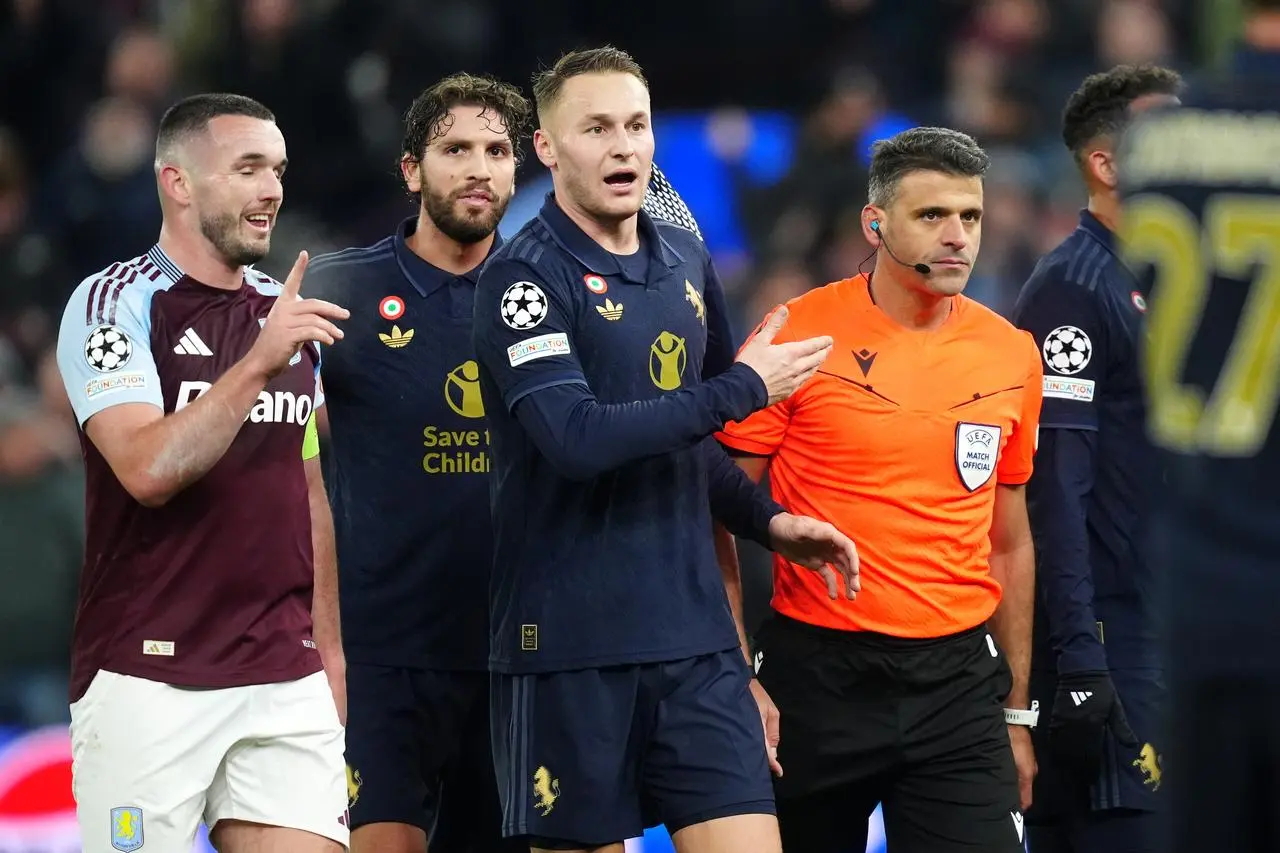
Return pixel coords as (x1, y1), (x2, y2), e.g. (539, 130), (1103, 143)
(770, 602), (998, 639)
(73, 656), (322, 702)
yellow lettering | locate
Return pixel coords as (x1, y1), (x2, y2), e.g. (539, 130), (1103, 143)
(422, 450), (491, 475)
(1125, 111), (1280, 189)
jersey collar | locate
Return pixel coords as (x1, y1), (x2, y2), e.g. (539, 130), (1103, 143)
(147, 245), (185, 282)
(393, 217), (503, 298)
(536, 191), (684, 284)
(1078, 209), (1115, 253)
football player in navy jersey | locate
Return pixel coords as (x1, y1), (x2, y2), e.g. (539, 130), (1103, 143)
(306, 73), (531, 853)
(1011, 63), (1181, 853)
(1119, 2), (1280, 850)
(473, 46), (859, 853)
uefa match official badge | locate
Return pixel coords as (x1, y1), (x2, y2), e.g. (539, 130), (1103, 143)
(955, 422), (1001, 492)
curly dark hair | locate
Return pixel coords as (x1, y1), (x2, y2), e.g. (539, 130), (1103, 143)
(400, 73), (533, 172)
(1062, 64), (1183, 162)
(867, 127), (989, 207)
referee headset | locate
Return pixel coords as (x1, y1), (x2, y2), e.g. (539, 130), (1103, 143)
(868, 219), (932, 276)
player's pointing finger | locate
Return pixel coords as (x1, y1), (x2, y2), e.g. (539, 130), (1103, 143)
(282, 250), (309, 300)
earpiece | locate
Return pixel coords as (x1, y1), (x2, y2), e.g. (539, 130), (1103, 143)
(870, 220), (880, 232)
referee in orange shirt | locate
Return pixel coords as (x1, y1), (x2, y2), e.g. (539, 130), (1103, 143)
(719, 127), (1041, 853)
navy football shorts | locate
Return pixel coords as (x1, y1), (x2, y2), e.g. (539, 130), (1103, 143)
(345, 664), (519, 852)
(490, 649), (775, 847)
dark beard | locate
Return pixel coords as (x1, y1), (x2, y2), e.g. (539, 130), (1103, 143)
(423, 186), (509, 245)
(199, 210), (267, 267)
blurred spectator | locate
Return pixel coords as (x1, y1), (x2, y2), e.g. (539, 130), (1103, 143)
(36, 95), (160, 280)
(0, 343), (82, 727)
(105, 24), (177, 113)
(0, 126), (74, 374)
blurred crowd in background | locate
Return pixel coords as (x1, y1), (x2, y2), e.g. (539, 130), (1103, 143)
(0, 0), (1222, 726)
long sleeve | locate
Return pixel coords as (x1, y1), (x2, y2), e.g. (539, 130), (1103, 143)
(1027, 426), (1108, 673)
(512, 367), (767, 482)
(703, 438), (783, 548)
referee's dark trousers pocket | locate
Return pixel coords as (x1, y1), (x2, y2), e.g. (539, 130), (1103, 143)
(982, 629), (1014, 705)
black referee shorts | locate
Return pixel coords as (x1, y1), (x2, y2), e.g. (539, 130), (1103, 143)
(755, 614), (1024, 853)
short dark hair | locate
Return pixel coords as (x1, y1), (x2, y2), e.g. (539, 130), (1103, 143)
(401, 72), (532, 171)
(1061, 64), (1183, 162)
(532, 46), (647, 122)
(155, 93), (275, 162)
(867, 127), (990, 207)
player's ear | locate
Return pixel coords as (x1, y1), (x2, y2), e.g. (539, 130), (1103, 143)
(157, 162), (192, 207)
(533, 128), (556, 169)
(1088, 148), (1118, 190)
(401, 154), (422, 195)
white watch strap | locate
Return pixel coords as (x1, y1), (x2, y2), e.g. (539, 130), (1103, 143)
(1005, 700), (1040, 727)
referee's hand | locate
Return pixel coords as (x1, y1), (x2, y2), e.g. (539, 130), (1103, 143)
(737, 306), (833, 406)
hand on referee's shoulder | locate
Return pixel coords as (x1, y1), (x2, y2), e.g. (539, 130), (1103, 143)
(736, 305), (833, 406)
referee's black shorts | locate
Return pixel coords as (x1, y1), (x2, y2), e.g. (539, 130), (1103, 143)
(755, 614), (1024, 853)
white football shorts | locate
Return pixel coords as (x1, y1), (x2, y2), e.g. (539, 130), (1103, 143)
(69, 669), (348, 852)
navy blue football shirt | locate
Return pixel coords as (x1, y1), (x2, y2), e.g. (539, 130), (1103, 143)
(1012, 210), (1159, 677)
(1119, 47), (1280, 674)
(307, 218), (497, 671)
(472, 192), (779, 674)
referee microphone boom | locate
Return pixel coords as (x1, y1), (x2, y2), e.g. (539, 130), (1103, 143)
(870, 220), (931, 275)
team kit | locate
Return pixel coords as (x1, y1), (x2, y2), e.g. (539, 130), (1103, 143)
(52, 40), (1223, 853)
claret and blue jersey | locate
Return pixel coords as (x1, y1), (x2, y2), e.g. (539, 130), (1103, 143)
(307, 218), (497, 672)
(472, 192), (764, 674)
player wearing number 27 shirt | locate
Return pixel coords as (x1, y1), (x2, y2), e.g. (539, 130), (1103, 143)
(1119, 7), (1280, 851)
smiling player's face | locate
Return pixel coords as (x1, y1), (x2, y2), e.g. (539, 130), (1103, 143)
(188, 114), (287, 268)
(409, 105), (517, 245)
(543, 72), (654, 222)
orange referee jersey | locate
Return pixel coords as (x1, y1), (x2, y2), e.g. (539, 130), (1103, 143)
(718, 273), (1042, 638)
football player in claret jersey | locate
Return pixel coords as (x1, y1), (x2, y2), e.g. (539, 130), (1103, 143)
(1013, 65), (1181, 853)
(305, 73), (531, 853)
(472, 46), (858, 853)
(54, 93), (350, 853)
(1119, 2), (1280, 850)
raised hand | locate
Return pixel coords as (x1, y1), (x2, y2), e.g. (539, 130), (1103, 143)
(249, 251), (350, 378)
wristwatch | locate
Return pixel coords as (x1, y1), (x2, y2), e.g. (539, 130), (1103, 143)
(1004, 699), (1040, 728)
